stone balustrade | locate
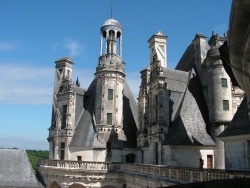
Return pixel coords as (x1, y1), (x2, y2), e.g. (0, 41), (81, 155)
(120, 163), (250, 183)
(39, 160), (250, 184)
(39, 159), (120, 172)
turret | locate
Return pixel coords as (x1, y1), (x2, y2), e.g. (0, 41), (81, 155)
(94, 18), (126, 149)
(204, 33), (232, 169)
(137, 68), (150, 147)
(139, 32), (169, 165)
(137, 31), (167, 149)
(205, 33), (233, 123)
(48, 57), (76, 160)
(100, 18), (122, 56)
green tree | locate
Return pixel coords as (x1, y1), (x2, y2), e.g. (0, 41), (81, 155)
(26, 150), (49, 170)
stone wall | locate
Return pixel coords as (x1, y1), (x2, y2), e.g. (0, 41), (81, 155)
(162, 145), (214, 168)
(224, 140), (250, 171)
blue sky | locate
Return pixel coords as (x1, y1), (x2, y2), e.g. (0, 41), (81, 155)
(0, 0), (232, 150)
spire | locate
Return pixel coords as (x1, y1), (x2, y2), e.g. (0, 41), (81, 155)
(76, 77), (80, 87)
(111, 0), (113, 18)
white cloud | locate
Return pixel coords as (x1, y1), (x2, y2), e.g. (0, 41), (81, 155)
(0, 63), (54, 104)
(0, 42), (17, 52)
(64, 40), (81, 56)
(0, 62), (141, 104)
(53, 38), (85, 57)
(0, 135), (48, 150)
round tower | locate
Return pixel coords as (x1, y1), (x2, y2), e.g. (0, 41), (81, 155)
(205, 34), (233, 123)
(205, 33), (233, 169)
(94, 18), (126, 148)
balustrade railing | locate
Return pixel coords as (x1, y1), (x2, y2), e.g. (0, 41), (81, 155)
(39, 159), (250, 184)
(39, 159), (120, 171)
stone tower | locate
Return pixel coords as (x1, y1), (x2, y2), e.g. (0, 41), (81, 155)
(138, 32), (169, 165)
(205, 33), (233, 123)
(48, 57), (76, 160)
(204, 33), (233, 169)
(94, 18), (126, 150)
(137, 67), (150, 148)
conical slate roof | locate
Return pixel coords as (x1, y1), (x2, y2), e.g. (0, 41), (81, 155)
(69, 79), (138, 148)
(163, 69), (214, 146)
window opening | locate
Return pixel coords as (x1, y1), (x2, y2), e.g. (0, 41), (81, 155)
(223, 100), (229, 111)
(62, 105), (67, 128)
(221, 78), (228, 88)
(107, 113), (112, 125)
(108, 89), (113, 100)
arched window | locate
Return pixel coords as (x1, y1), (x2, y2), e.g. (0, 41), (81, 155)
(102, 31), (107, 38)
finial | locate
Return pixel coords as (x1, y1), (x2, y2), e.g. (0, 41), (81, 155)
(76, 77), (80, 87)
(111, 0), (113, 18)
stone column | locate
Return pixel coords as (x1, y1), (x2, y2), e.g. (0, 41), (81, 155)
(120, 34), (122, 57)
(49, 141), (54, 159)
(54, 137), (59, 160)
(64, 137), (71, 160)
(100, 32), (103, 56)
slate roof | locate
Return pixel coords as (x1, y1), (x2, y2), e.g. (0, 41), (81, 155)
(69, 79), (96, 147)
(169, 91), (185, 122)
(160, 36), (214, 146)
(0, 149), (40, 187)
(175, 44), (195, 72)
(69, 79), (138, 148)
(163, 68), (190, 92)
(72, 85), (85, 95)
(161, 68), (190, 122)
(219, 97), (250, 137)
(163, 70), (214, 146)
(122, 80), (138, 148)
(193, 33), (207, 40)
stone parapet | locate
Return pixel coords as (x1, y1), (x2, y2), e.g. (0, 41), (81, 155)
(39, 160), (250, 188)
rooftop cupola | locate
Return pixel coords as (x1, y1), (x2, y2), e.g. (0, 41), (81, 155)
(100, 18), (123, 57)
